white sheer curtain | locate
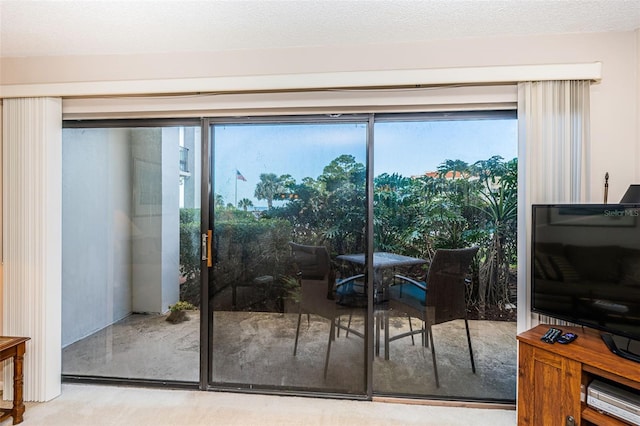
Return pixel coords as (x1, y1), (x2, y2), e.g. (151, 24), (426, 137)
(516, 80), (592, 331)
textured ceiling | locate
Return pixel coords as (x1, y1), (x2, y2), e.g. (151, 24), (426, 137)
(1, 0), (639, 58)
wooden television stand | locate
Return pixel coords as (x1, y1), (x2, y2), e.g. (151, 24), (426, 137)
(517, 324), (640, 425)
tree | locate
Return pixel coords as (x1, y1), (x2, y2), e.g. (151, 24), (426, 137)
(319, 155), (365, 192)
(471, 156), (518, 317)
(238, 198), (253, 211)
(374, 173), (418, 253)
(179, 208), (201, 306)
(267, 155), (366, 254)
(253, 152), (518, 320)
(254, 173), (287, 209)
(318, 155), (366, 254)
(437, 159), (469, 180)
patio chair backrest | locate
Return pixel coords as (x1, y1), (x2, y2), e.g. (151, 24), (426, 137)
(289, 242), (331, 280)
(426, 247), (479, 324)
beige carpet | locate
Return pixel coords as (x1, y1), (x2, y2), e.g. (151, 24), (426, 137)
(18, 383), (516, 426)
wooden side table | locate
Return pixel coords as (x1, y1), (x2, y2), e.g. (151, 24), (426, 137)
(0, 337), (30, 425)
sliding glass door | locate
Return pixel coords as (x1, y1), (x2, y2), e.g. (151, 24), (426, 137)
(207, 117), (369, 394)
(61, 111), (517, 403)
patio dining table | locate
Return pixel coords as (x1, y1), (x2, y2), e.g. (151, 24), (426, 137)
(336, 252), (426, 269)
(336, 252), (426, 299)
(335, 252), (426, 359)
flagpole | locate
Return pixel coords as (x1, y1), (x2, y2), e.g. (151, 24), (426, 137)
(235, 169), (238, 207)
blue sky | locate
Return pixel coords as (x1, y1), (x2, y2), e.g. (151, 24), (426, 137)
(214, 119), (517, 208)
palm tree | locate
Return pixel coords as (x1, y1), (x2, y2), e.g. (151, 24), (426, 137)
(254, 173), (286, 209)
(238, 198), (253, 211)
(214, 193), (225, 208)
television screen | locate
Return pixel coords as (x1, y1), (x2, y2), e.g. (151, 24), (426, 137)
(531, 204), (640, 344)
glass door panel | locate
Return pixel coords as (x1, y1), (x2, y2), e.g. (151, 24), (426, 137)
(209, 120), (368, 394)
(371, 114), (518, 402)
(61, 124), (201, 383)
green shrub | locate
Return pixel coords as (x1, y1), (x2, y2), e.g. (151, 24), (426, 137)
(180, 208), (201, 306)
(169, 301), (197, 312)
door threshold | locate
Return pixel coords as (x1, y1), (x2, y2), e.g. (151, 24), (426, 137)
(372, 396), (515, 410)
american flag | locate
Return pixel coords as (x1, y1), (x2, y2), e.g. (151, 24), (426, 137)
(236, 170), (247, 182)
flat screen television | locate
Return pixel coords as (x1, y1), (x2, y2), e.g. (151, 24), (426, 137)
(531, 204), (640, 362)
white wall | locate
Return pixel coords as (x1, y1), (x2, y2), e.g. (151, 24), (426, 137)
(1, 31), (638, 200)
(62, 126), (181, 346)
(62, 128), (132, 346)
(130, 128), (180, 314)
(161, 128), (180, 313)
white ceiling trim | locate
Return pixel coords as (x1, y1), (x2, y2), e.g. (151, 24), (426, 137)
(1, 62), (602, 99)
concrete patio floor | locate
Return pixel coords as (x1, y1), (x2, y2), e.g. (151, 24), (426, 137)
(62, 310), (516, 402)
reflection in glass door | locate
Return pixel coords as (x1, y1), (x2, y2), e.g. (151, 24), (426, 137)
(61, 123), (202, 384)
(208, 118), (368, 394)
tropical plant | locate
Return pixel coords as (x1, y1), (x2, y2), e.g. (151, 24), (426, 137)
(318, 155), (366, 254)
(212, 210), (293, 310)
(269, 155), (366, 255)
(166, 300), (197, 324)
(437, 159), (470, 180)
(374, 173), (418, 254)
(370, 155), (518, 318)
(255, 173), (288, 209)
(472, 156), (518, 316)
(179, 208), (201, 306)
(169, 301), (197, 312)
(319, 154), (365, 191)
(214, 152), (517, 318)
(238, 198), (253, 211)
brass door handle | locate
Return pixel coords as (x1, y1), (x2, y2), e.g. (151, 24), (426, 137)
(201, 231), (213, 267)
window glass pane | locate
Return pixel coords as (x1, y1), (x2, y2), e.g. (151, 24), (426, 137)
(61, 126), (201, 383)
(372, 116), (518, 401)
(210, 121), (367, 394)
